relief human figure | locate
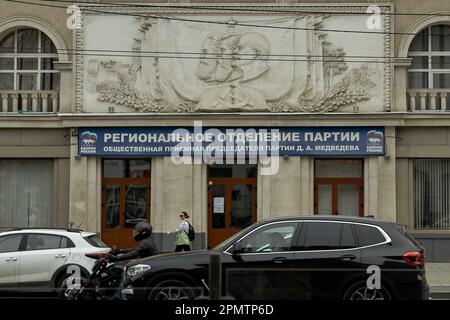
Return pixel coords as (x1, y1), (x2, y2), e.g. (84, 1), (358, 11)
(196, 31), (271, 111)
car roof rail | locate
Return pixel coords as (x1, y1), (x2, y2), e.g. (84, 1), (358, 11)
(1, 227), (84, 233)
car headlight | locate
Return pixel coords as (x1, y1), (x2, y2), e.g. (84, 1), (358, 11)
(126, 264), (151, 278)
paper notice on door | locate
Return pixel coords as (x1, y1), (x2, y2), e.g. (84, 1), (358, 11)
(213, 197), (224, 213)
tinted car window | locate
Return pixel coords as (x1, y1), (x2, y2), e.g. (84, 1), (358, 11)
(60, 236), (75, 248)
(354, 224), (386, 247)
(0, 234), (22, 253)
(83, 234), (108, 248)
(303, 222), (341, 250)
(302, 222), (357, 250)
(341, 223), (357, 249)
(26, 234), (61, 251)
(239, 222), (298, 253)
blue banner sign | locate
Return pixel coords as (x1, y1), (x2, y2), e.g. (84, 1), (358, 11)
(78, 127), (385, 157)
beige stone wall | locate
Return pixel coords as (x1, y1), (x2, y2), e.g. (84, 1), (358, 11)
(150, 158), (207, 234)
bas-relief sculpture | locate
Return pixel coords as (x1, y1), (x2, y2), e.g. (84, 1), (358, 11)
(82, 12), (388, 113)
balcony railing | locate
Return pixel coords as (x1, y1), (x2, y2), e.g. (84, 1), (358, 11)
(0, 90), (59, 113)
(407, 89), (450, 112)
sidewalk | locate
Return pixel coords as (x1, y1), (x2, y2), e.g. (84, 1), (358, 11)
(426, 263), (450, 299)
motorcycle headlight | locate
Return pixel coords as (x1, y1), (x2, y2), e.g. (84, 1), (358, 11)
(126, 264), (151, 278)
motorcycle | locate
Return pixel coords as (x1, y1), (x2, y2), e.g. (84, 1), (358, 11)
(61, 249), (126, 300)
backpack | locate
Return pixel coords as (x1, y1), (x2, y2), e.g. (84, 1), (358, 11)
(185, 221), (195, 242)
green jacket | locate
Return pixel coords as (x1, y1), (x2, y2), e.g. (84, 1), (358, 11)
(169, 220), (190, 245)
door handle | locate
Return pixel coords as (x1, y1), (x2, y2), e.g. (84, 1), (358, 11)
(272, 257), (288, 264)
(5, 257), (18, 262)
(55, 254), (67, 259)
(340, 254), (356, 261)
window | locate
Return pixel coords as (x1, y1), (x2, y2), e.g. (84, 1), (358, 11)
(83, 234), (108, 248)
(239, 222), (298, 253)
(0, 234), (22, 253)
(60, 236), (75, 248)
(0, 160), (54, 228)
(354, 224), (386, 247)
(25, 234), (66, 251)
(314, 159), (364, 216)
(414, 159), (450, 229)
(301, 222), (357, 251)
(208, 164), (257, 178)
(408, 25), (450, 110)
(103, 159), (150, 178)
(0, 28), (59, 91)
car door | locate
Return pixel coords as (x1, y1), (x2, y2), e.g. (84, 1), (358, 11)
(0, 234), (24, 287)
(221, 221), (302, 300)
(20, 233), (71, 285)
(292, 221), (364, 299)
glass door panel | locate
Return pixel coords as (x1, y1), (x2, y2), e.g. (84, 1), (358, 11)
(230, 184), (253, 229)
(105, 185), (120, 229)
(211, 184), (226, 229)
(125, 185), (148, 227)
(337, 184), (360, 216)
(318, 185), (332, 215)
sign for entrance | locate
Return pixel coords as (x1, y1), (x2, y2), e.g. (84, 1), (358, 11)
(78, 127), (385, 157)
(213, 197), (225, 213)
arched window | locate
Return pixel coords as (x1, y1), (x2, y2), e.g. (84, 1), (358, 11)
(0, 28), (59, 112)
(408, 25), (450, 111)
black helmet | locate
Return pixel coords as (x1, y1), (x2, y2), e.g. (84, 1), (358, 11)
(133, 222), (152, 241)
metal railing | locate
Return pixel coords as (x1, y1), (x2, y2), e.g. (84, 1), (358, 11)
(407, 89), (450, 112)
(0, 90), (59, 113)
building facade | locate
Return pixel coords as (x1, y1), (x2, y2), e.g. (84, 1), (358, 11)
(1, 1), (450, 260)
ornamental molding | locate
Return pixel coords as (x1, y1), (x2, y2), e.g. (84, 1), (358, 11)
(0, 15), (69, 62)
(75, 4), (393, 113)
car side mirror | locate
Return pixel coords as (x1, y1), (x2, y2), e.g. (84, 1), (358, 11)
(231, 242), (242, 255)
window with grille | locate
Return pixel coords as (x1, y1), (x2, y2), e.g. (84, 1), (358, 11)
(408, 25), (450, 110)
(414, 159), (450, 229)
(0, 28), (59, 91)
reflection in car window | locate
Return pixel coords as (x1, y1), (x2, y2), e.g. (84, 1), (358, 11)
(83, 234), (108, 248)
(60, 236), (75, 248)
(239, 223), (297, 253)
(302, 222), (357, 251)
(0, 234), (22, 253)
(26, 234), (61, 251)
(354, 224), (386, 247)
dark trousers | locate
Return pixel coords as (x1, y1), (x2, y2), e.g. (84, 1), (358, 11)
(175, 245), (191, 252)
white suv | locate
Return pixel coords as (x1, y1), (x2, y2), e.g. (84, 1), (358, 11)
(0, 228), (110, 293)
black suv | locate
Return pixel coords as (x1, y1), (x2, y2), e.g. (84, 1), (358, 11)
(122, 216), (429, 300)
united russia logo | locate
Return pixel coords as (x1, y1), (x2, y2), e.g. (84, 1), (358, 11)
(366, 130), (384, 153)
(79, 131), (98, 154)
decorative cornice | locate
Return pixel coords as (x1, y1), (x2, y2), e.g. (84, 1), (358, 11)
(78, 4), (393, 15)
(75, 15), (85, 112)
(383, 5), (392, 112)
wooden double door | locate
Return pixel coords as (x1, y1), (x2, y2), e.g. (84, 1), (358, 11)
(102, 179), (151, 248)
(101, 159), (151, 249)
(314, 178), (364, 216)
(208, 177), (257, 248)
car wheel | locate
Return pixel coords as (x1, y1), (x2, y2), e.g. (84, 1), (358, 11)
(57, 273), (88, 300)
(147, 279), (195, 300)
(343, 280), (392, 300)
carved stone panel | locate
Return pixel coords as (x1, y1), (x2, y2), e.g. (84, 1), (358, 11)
(78, 5), (391, 113)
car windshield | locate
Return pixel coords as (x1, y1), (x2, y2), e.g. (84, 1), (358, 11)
(83, 234), (108, 248)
